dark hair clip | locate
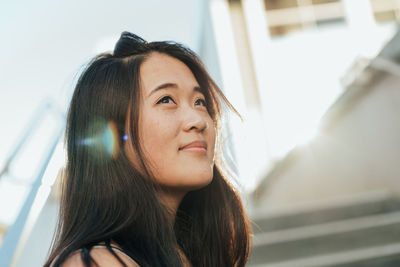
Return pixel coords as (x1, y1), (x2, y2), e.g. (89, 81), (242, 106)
(120, 31), (147, 44)
(114, 31), (148, 57)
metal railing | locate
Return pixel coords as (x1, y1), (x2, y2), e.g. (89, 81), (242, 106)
(0, 99), (65, 266)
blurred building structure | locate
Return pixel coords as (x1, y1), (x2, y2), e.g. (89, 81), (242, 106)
(249, 29), (400, 266)
(247, 0), (400, 266)
(1, 0), (400, 266)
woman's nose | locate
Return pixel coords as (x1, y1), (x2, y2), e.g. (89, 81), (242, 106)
(182, 107), (208, 132)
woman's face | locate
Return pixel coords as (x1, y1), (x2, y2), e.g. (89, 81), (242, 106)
(126, 52), (216, 193)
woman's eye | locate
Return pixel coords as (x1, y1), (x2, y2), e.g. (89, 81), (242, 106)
(195, 98), (207, 107)
(157, 96), (175, 104)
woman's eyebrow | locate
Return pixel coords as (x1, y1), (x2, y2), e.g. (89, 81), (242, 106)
(147, 82), (203, 97)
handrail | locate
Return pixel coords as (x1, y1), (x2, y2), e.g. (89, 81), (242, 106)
(0, 100), (52, 179)
(0, 99), (65, 266)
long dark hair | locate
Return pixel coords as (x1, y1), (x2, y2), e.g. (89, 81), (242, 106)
(44, 32), (251, 267)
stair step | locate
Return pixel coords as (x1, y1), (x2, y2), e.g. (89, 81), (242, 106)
(248, 242), (400, 267)
(252, 192), (400, 233)
(250, 211), (400, 264)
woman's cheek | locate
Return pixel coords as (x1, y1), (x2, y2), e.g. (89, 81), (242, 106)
(143, 114), (175, 154)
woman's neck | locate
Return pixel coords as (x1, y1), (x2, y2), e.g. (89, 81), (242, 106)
(158, 188), (187, 225)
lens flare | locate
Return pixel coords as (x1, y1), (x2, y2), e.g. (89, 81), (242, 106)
(102, 120), (120, 159)
(79, 119), (121, 160)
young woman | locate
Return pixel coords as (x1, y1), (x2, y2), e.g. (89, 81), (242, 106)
(44, 31), (251, 267)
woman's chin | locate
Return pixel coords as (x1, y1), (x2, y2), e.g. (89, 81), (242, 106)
(160, 174), (213, 193)
(187, 176), (213, 191)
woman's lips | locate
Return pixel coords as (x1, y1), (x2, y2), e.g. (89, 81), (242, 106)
(181, 147), (207, 153)
(179, 140), (207, 154)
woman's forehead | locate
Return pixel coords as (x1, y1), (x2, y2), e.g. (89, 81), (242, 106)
(140, 52), (200, 95)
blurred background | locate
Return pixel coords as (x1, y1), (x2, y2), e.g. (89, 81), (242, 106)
(1, 0), (400, 266)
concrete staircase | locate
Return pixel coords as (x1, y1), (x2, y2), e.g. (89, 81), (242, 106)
(248, 192), (400, 266)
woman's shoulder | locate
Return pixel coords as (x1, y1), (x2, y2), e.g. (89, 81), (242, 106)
(62, 243), (140, 267)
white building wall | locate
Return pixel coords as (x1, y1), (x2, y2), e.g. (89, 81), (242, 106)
(253, 70), (400, 211)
